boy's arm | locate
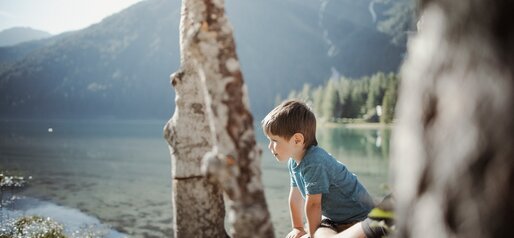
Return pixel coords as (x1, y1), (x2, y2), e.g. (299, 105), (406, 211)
(305, 193), (322, 237)
(289, 187), (305, 231)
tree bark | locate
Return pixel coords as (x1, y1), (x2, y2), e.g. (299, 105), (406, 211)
(392, 0), (514, 237)
(190, 1), (275, 237)
(165, 0), (274, 237)
(164, 1), (226, 237)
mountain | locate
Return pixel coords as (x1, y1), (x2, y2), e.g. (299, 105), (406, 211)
(0, 0), (180, 119)
(0, 0), (407, 120)
(0, 27), (52, 47)
(0, 33), (73, 76)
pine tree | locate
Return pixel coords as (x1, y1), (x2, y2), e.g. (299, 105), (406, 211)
(312, 86), (324, 117)
(380, 74), (398, 123)
(321, 79), (340, 121)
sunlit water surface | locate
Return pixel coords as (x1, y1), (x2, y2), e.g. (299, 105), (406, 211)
(0, 120), (390, 237)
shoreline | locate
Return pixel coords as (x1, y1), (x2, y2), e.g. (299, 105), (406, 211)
(320, 121), (394, 129)
(0, 194), (127, 238)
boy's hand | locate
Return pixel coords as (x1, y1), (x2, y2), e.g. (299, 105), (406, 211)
(286, 227), (307, 238)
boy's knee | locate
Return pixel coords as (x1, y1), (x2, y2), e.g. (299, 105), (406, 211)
(313, 226), (337, 238)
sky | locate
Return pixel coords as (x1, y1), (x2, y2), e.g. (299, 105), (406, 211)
(0, 0), (143, 35)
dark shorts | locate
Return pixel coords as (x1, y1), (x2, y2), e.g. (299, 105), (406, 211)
(318, 217), (393, 238)
(319, 218), (359, 233)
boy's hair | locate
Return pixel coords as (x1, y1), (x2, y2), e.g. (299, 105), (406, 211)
(261, 99), (318, 149)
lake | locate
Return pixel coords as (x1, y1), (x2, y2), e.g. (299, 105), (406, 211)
(0, 119), (391, 237)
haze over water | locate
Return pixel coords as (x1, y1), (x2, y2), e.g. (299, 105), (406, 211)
(0, 119), (390, 237)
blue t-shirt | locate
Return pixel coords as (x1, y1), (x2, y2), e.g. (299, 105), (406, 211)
(289, 146), (374, 223)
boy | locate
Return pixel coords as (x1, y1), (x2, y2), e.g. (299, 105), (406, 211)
(261, 99), (374, 238)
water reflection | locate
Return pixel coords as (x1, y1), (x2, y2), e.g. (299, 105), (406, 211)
(0, 119), (172, 237)
(316, 126), (391, 197)
(1, 120), (391, 238)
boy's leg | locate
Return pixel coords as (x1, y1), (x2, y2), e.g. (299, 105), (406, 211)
(314, 222), (366, 238)
(310, 194), (395, 238)
(332, 222), (366, 238)
(313, 218), (356, 238)
(311, 219), (338, 238)
(313, 227), (337, 238)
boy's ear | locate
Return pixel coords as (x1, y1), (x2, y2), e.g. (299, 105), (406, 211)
(292, 133), (305, 145)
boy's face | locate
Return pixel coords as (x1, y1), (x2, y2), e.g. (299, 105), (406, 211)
(265, 133), (298, 162)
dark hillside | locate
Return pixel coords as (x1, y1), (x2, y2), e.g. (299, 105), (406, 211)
(0, 0), (406, 119)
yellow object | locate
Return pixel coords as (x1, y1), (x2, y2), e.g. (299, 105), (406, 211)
(368, 208), (394, 220)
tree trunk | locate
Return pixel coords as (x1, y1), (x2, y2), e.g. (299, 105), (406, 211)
(163, 1), (226, 237)
(190, 0), (275, 237)
(165, 0), (274, 237)
(392, 0), (514, 237)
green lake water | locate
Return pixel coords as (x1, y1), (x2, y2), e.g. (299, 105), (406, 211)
(0, 119), (390, 237)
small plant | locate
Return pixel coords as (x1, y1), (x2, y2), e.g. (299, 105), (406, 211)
(0, 172), (110, 238)
(0, 215), (66, 238)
